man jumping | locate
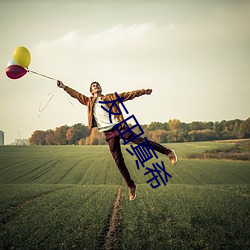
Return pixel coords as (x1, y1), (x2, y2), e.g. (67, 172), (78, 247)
(57, 81), (177, 201)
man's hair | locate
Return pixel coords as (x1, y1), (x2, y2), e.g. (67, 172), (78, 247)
(89, 81), (101, 93)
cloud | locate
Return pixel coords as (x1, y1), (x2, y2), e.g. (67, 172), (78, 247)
(35, 31), (79, 50)
(59, 31), (78, 44)
(33, 23), (154, 51)
(31, 10), (250, 84)
(31, 23), (163, 79)
(32, 23), (161, 62)
(86, 23), (153, 50)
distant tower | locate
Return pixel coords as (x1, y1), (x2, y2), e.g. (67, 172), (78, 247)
(0, 131), (4, 146)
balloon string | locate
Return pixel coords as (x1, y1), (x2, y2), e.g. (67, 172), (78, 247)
(67, 99), (75, 106)
(38, 88), (58, 118)
(28, 69), (58, 81)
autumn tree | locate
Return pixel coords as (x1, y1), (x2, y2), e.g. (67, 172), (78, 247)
(29, 130), (46, 145)
(45, 129), (57, 145)
(167, 119), (184, 142)
(149, 130), (167, 143)
(29, 118), (250, 145)
(86, 128), (106, 145)
(54, 125), (69, 145)
(66, 123), (90, 144)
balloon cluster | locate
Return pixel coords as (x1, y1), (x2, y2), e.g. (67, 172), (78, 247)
(6, 46), (31, 79)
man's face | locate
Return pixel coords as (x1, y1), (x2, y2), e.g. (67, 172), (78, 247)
(91, 82), (102, 95)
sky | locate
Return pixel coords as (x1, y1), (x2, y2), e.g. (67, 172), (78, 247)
(0, 0), (249, 144)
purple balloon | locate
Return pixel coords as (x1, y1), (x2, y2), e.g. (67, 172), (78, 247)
(6, 65), (27, 79)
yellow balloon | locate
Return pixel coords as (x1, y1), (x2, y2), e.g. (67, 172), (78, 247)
(13, 46), (31, 68)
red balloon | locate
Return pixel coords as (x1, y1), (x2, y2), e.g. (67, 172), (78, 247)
(6, 65), (27, 79)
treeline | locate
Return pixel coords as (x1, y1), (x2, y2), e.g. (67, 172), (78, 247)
(29, 118), (250, 145)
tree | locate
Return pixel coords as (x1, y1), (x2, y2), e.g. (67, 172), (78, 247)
(147, 122), (168, 131)
(78, 138), (86, 145)
(66, 123), (90, 145)
(213, 121), (221, 139)
(87, 128), (106, 145)
(239, 118), (250, 138)
(55, 125), (69, 145)
(149, 130), (168, 143)
(233, 119), (242, 138)
(66, 127), (75, 145)
(189, 121), (204, 131)
(45, 129), (57, 145)
(29, 130), (46, 145)
(29, 118), (250, 145)
(188, 129), (216, 141)
(181, 122), (189, 142)
(167, 119), (184, 142)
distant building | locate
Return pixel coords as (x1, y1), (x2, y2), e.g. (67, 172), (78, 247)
(0, 131), (4, 145)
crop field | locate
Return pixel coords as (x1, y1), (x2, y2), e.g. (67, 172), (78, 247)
(0, 141), (249, 249)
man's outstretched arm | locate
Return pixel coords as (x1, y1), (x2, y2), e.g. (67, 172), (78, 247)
(118, 88), (153, 102)
(57, 80), (89, 106)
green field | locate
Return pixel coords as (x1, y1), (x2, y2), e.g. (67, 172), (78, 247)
(0, 141), (249, 249)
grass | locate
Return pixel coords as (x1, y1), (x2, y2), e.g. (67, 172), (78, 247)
(0, 141), (249, 249)
(0, 145), (122, 185)
(0, 184), (118, 249)
(120, 184), (250, 249)
(186, 140), (250, 161)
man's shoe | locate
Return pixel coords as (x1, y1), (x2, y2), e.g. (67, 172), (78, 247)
(167, 150), (178, 165)
(129, 186), (137, 201)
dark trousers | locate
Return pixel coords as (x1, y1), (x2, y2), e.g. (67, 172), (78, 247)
(104, 126), (171, 188)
